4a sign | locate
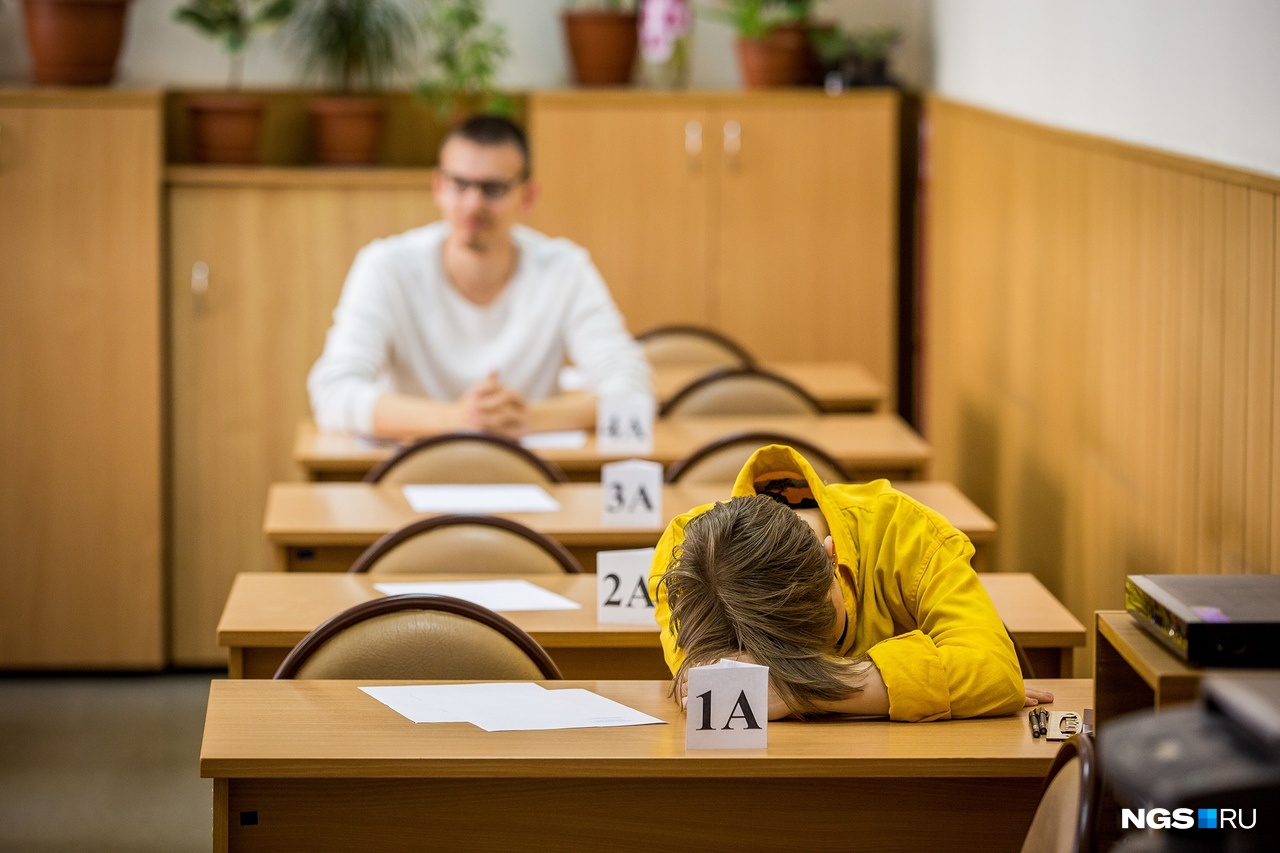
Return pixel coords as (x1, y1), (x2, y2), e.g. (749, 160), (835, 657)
(596, 548), (657, 626)
(597, 394), (655, 454)
(686, 659), (769, 749)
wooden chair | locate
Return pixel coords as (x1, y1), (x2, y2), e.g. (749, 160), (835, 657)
(273, 594), (562, 680)
(1019, 734), (1100, 853)
(363, 432), (568, 486)
(659, 367), (824, 417)
(636, 324), (755, 368)
(665, 432), (851, 485)
(349, 514), (584, 575)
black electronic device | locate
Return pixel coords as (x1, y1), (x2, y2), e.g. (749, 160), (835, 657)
(1125, 574), (1280, 667)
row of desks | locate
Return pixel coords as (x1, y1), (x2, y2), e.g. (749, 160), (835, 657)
(265, 480), (996, 572)
(295, 412), (930, 481)
(218, 571), (1086, 680)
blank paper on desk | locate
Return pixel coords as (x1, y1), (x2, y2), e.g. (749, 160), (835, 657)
(372, 579), (580, 612)
(401, 484), (561, 514)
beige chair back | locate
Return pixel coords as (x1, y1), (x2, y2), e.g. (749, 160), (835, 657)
(350, 515), (583, 575)
(660, 368), (824, 417)
(365, 432), (567, 486)
(1019, 735), (1098, 853)
(274, 595), (562, 680)
(637, 325), (754, 368)
(666, 433), (850, 485)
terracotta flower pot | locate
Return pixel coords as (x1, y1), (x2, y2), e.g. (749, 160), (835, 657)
(22, 0), (132, 85)
(562, 11), (639, 86)
(736, 23), (810, 89)
(307, 96), (386, 166)
(187, 95), (264, 165)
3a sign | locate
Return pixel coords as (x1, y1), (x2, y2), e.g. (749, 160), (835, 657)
(601, 459), (663, 527)
(597, 394), (655, 455)
(596, 548), (657, 626)
(686, 659), (769, 749)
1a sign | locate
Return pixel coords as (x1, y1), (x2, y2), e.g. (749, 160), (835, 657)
(596, 548), (657, 626)
(601, 459), (663, 527)
(686, 659), (769, 749)
(597, 394), (655, 455)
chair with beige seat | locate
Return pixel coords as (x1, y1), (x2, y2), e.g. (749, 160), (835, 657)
(659, 367), (824, 417)
(636, 324), (755, 369)
(273, 594), (563, 680)
(363, 432), (568, 486)
(665, 432), (850, 485)
(349, 514), (584, 575)
(1018, 734), (1100, 853)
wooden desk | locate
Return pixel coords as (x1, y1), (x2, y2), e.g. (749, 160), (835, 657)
(202, 677), (1089, 853)
(1094, 610), (1215, 729)
(293, 412), (930, 482)
(264, 480), (993, 573)
(652, 360), (885, 412)
(218, 571), (1082, 680)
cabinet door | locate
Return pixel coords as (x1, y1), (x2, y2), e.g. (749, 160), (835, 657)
(529, 96), (712, 333)
(169, 180), (436, 665)
(711, 96), (899, 398)
(0, 97), (163, 667)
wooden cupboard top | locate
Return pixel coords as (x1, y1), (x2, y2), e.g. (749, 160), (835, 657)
(293, 412), (931, 477)
(200, 677), (1089, 780)
(651, 360), (885, 412)
(165, 166), (435, 189)
(217, 571), (1079, 653)
(0, 87), (162, 107)
(263, 480), (993, 547)
(530, 89), (900, 109)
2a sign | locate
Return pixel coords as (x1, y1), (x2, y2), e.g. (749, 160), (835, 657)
(597, 548), (657, 626)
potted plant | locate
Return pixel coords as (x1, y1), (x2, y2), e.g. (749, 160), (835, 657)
(706, 0), (812, 89)
(562, 0), (639, 87)
(810, 25), (899, 89)
(174, 0), (295, 164)
(418, 0), (514, 125)
(21, 0), (135, 85)
(287, 0), (419, 165)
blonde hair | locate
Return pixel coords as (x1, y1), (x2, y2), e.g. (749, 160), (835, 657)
(659, 494), (868, 716)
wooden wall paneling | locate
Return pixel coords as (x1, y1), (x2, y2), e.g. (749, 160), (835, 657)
(1197, 182), (1226, 573)
(527, 97), (712, 333)
(1244, 190), (1274, 573)
(1273, 198), (1280, 573)
(1220, 187), (1251, 574)
(0, 97), (163, 667)
(711, 95), (898, 398)
(168, 177), (436, 665)
(1173, 174), (1206, 574)
(1150, 166), (1182, 575)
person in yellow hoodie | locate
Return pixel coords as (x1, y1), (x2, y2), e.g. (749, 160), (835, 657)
(649, 444), (1052, 721)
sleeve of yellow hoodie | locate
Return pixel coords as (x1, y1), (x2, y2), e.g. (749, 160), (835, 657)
(864, 531), (1026, 722)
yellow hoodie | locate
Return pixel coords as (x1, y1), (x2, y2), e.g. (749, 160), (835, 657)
(649, 445), (1025, 722)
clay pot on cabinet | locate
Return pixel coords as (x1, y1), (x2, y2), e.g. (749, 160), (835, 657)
(22, 0), (133, 85)
(562, 11), (639, 86)
(186, 95), (265, 165)
(735, 23), (810, 89)
(307, 96), (386, 166)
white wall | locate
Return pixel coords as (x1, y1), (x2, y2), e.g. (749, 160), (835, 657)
(931, 0), (1280, 176)
(0, 0), (929, 90)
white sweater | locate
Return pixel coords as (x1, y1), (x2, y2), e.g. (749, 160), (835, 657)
(307, 223), (651, 435)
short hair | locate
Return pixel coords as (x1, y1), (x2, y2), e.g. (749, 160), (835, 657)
(442, 115), (531, 179)
(659, 495), (870, 716)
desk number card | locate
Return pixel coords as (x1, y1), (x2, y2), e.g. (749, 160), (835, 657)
(597, 394), (655, 455)
(686, 659), (769, 750)
(601, 459), (663, 527)
(597, 548), (657, 625)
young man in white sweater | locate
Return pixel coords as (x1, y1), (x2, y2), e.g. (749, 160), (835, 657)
(308, 116), (651, 440)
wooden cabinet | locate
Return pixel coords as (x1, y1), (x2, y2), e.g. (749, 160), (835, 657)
(0, 90), (163, 668)
(167, 169), (437, 664)
(529, 91), (899, 401)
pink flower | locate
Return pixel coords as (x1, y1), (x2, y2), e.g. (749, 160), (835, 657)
(640, 0), (691, 63)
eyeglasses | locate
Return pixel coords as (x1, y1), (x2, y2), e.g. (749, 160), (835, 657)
(438, 169), (525, 202)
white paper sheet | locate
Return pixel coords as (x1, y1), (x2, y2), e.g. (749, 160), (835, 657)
(360, 683), (665, 731)
(373, 579), (580, 612)
(520, 430), (589, 450)
(401, 484), (561, 514)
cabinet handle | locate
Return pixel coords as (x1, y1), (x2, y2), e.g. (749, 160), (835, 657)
(723, 120), (741, 171)
(685, 120), (702, 171)
(191, 261), (209, 313)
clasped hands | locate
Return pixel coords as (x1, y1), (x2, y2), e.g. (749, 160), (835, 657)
(460, 371), (528, 438)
